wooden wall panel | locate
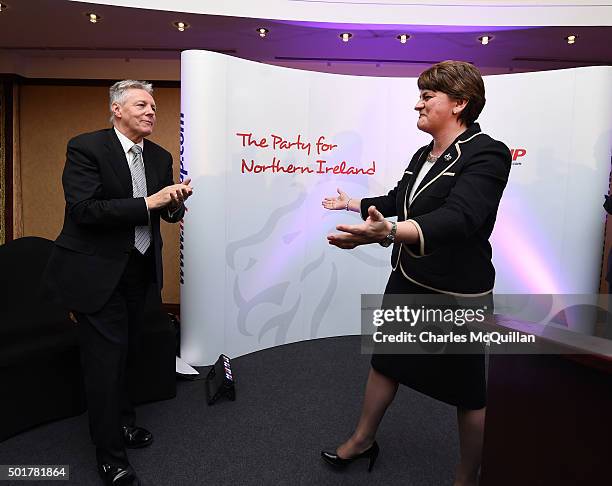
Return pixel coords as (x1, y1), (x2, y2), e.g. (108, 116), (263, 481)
(0, 82), (6, 245)
(19, 84), (181, 303)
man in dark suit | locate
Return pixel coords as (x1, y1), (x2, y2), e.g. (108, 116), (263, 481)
(46, 80), (192, 486)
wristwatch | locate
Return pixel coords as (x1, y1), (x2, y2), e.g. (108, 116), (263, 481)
(379, 221), (397, 247)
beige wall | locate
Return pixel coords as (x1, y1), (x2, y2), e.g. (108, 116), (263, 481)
(0, 55), (181, 82)
(19, 84), (182, 303)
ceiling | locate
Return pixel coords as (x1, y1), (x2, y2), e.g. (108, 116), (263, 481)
(0, 0), (611, 78)
(73, 0), (612, 27)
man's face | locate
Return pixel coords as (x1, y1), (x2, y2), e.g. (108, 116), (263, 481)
(112, 88), (156, 142)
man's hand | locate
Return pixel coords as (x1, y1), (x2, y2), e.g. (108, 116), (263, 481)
(146, 178), (193, 210)
(327, 205), (391, 249)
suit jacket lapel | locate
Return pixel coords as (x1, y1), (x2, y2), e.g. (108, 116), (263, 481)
(409, 123), (482, 206)
(404, 144), (431, 199)
(414, 144), (458, 194)
(106, 129), (133, 196)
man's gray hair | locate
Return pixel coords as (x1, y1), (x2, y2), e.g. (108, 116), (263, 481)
(109, 80), (153, 123)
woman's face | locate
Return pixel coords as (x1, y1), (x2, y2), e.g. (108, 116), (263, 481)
(414, 89), (462, 134)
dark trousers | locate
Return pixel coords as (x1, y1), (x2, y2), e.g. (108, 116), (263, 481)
(76, 249), (154, 467)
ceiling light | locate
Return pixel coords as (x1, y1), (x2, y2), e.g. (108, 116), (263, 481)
(86, 12), (101, 23)
(478, 35), (491, 45)
(173, 21), (189, 32)
(397, 34), (410, 44)
(565, 34), (577, 45)
(257, 28), (269, 38)
(340, 32), (353, 43)
(0, 3), (8, 13)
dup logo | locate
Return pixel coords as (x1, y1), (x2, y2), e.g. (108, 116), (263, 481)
(510, 148), (527, 166)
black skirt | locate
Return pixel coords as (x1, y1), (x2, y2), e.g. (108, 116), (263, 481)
(370, 270), (490, 410)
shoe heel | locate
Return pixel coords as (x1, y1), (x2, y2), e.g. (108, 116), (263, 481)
(367, 442), (379, 472)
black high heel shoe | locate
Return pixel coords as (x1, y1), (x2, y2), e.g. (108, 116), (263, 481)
(321, 441), (379, 472)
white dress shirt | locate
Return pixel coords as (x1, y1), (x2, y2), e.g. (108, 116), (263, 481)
(409, 154), (437, 205)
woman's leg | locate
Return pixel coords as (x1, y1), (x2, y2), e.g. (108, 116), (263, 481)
(454, 406), (486, 486)
(336, 366), (399, 458)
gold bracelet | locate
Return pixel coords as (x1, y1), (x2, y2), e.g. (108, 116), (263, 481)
(345, 198), (351, 211)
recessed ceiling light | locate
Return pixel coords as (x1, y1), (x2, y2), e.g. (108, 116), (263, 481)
(0, 3), (8, 13)
(173, 21), (189, 32)
(257, 28), (269, 38)
(340, 32), (353, 43)
(478, 35), (491, 45)
(397, 34), (411, 44)
(565, 34), (577, 44)
(86, 12), (101, 23)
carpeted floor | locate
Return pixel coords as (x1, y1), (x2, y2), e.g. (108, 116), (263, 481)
(0, 335), (461, 485)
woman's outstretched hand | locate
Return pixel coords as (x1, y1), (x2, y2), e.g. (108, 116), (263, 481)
(327, 206), (392, 249)
(322, 187), (350, 211)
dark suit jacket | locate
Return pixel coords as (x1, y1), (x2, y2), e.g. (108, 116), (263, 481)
(361, 123), (511, 296)
(46, 128), (184, 314)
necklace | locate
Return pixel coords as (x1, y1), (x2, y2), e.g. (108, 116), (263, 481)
(426, 151), (439, 163)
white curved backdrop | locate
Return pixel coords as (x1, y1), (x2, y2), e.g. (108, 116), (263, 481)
(179, 50), (611, 365)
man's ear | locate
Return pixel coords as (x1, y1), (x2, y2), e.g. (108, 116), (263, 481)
(111, 102), (122, 119)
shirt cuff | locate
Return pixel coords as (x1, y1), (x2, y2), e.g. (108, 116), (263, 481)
(143, 197), (150, 224)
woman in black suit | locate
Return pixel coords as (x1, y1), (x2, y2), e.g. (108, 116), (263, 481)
(320, 61), (511, 486)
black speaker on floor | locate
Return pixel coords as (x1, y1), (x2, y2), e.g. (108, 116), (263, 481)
(205, 354), (236, 405)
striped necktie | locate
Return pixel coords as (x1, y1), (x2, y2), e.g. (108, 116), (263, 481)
(129, 144), (151, 254)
